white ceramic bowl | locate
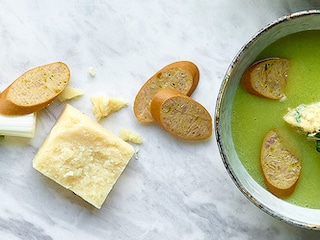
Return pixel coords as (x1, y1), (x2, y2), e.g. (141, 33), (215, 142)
(215, 10), (320, 229)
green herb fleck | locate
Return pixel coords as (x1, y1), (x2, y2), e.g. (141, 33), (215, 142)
(316, 140), (320, 152)
(315, 132), (320, 139)
(295, 110), (301, 123)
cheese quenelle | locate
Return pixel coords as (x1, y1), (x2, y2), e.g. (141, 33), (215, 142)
(33, 104), (134, 208)
(283, 102), (320, 134)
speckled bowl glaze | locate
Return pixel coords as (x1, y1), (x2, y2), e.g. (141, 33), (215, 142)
(215, 10), (320, 229)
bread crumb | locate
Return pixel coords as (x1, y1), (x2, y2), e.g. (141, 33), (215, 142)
(119, 128), (143, 144)
(58, 87), (83, 102)
(279, 95), (287, 102)
(91, 95), (128, 121)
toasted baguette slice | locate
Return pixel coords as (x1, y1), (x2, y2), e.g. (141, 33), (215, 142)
(260, 129), (301, 198)
(134, 61), (199, 123)
(0, 62), (70, 115)
(150, 89), (212, 140)
(241, 58), (289, 100)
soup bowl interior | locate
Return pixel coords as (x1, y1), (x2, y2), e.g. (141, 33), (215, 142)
(215, 10), (320, 229)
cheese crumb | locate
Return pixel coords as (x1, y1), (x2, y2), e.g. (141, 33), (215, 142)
(89, 67), (95, 77)
(33, 104), (134, 209)
(91, 95), (128, 121)
(119, 128), (143, 144)
(58, 87), (83, 102)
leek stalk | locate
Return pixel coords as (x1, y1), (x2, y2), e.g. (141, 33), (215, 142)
(0, 113), (36, 138)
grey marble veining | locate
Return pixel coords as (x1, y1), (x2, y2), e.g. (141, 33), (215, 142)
(0, 0), (320, 239)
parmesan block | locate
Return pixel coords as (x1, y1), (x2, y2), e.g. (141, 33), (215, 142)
(91, 95), (128, 121)
(33, 104), (134, 209)
(283, 102), (320, 133)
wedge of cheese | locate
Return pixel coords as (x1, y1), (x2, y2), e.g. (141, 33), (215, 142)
(58, 86), (83, 102)
(33, 104), (134, 209)
(91, 96), (128, 121)
(283, 102), (320, 134)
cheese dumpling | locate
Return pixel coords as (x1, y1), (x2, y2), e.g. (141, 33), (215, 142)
(283, 102), (320, 134)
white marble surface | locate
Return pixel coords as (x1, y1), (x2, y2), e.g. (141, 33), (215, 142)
(1, 0), (320, 239)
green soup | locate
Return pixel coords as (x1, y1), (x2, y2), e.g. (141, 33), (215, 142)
(231, 30), (320, 208)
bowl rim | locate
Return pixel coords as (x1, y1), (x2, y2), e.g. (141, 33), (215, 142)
(215, 9), (320, 230)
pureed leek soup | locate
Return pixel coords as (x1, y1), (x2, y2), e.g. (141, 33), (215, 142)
(231, 30), (320, 209)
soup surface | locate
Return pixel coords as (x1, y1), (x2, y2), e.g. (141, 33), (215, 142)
(232, 30), (320, 208)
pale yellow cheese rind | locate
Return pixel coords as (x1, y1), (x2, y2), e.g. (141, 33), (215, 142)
(33, 104), (134, 209)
